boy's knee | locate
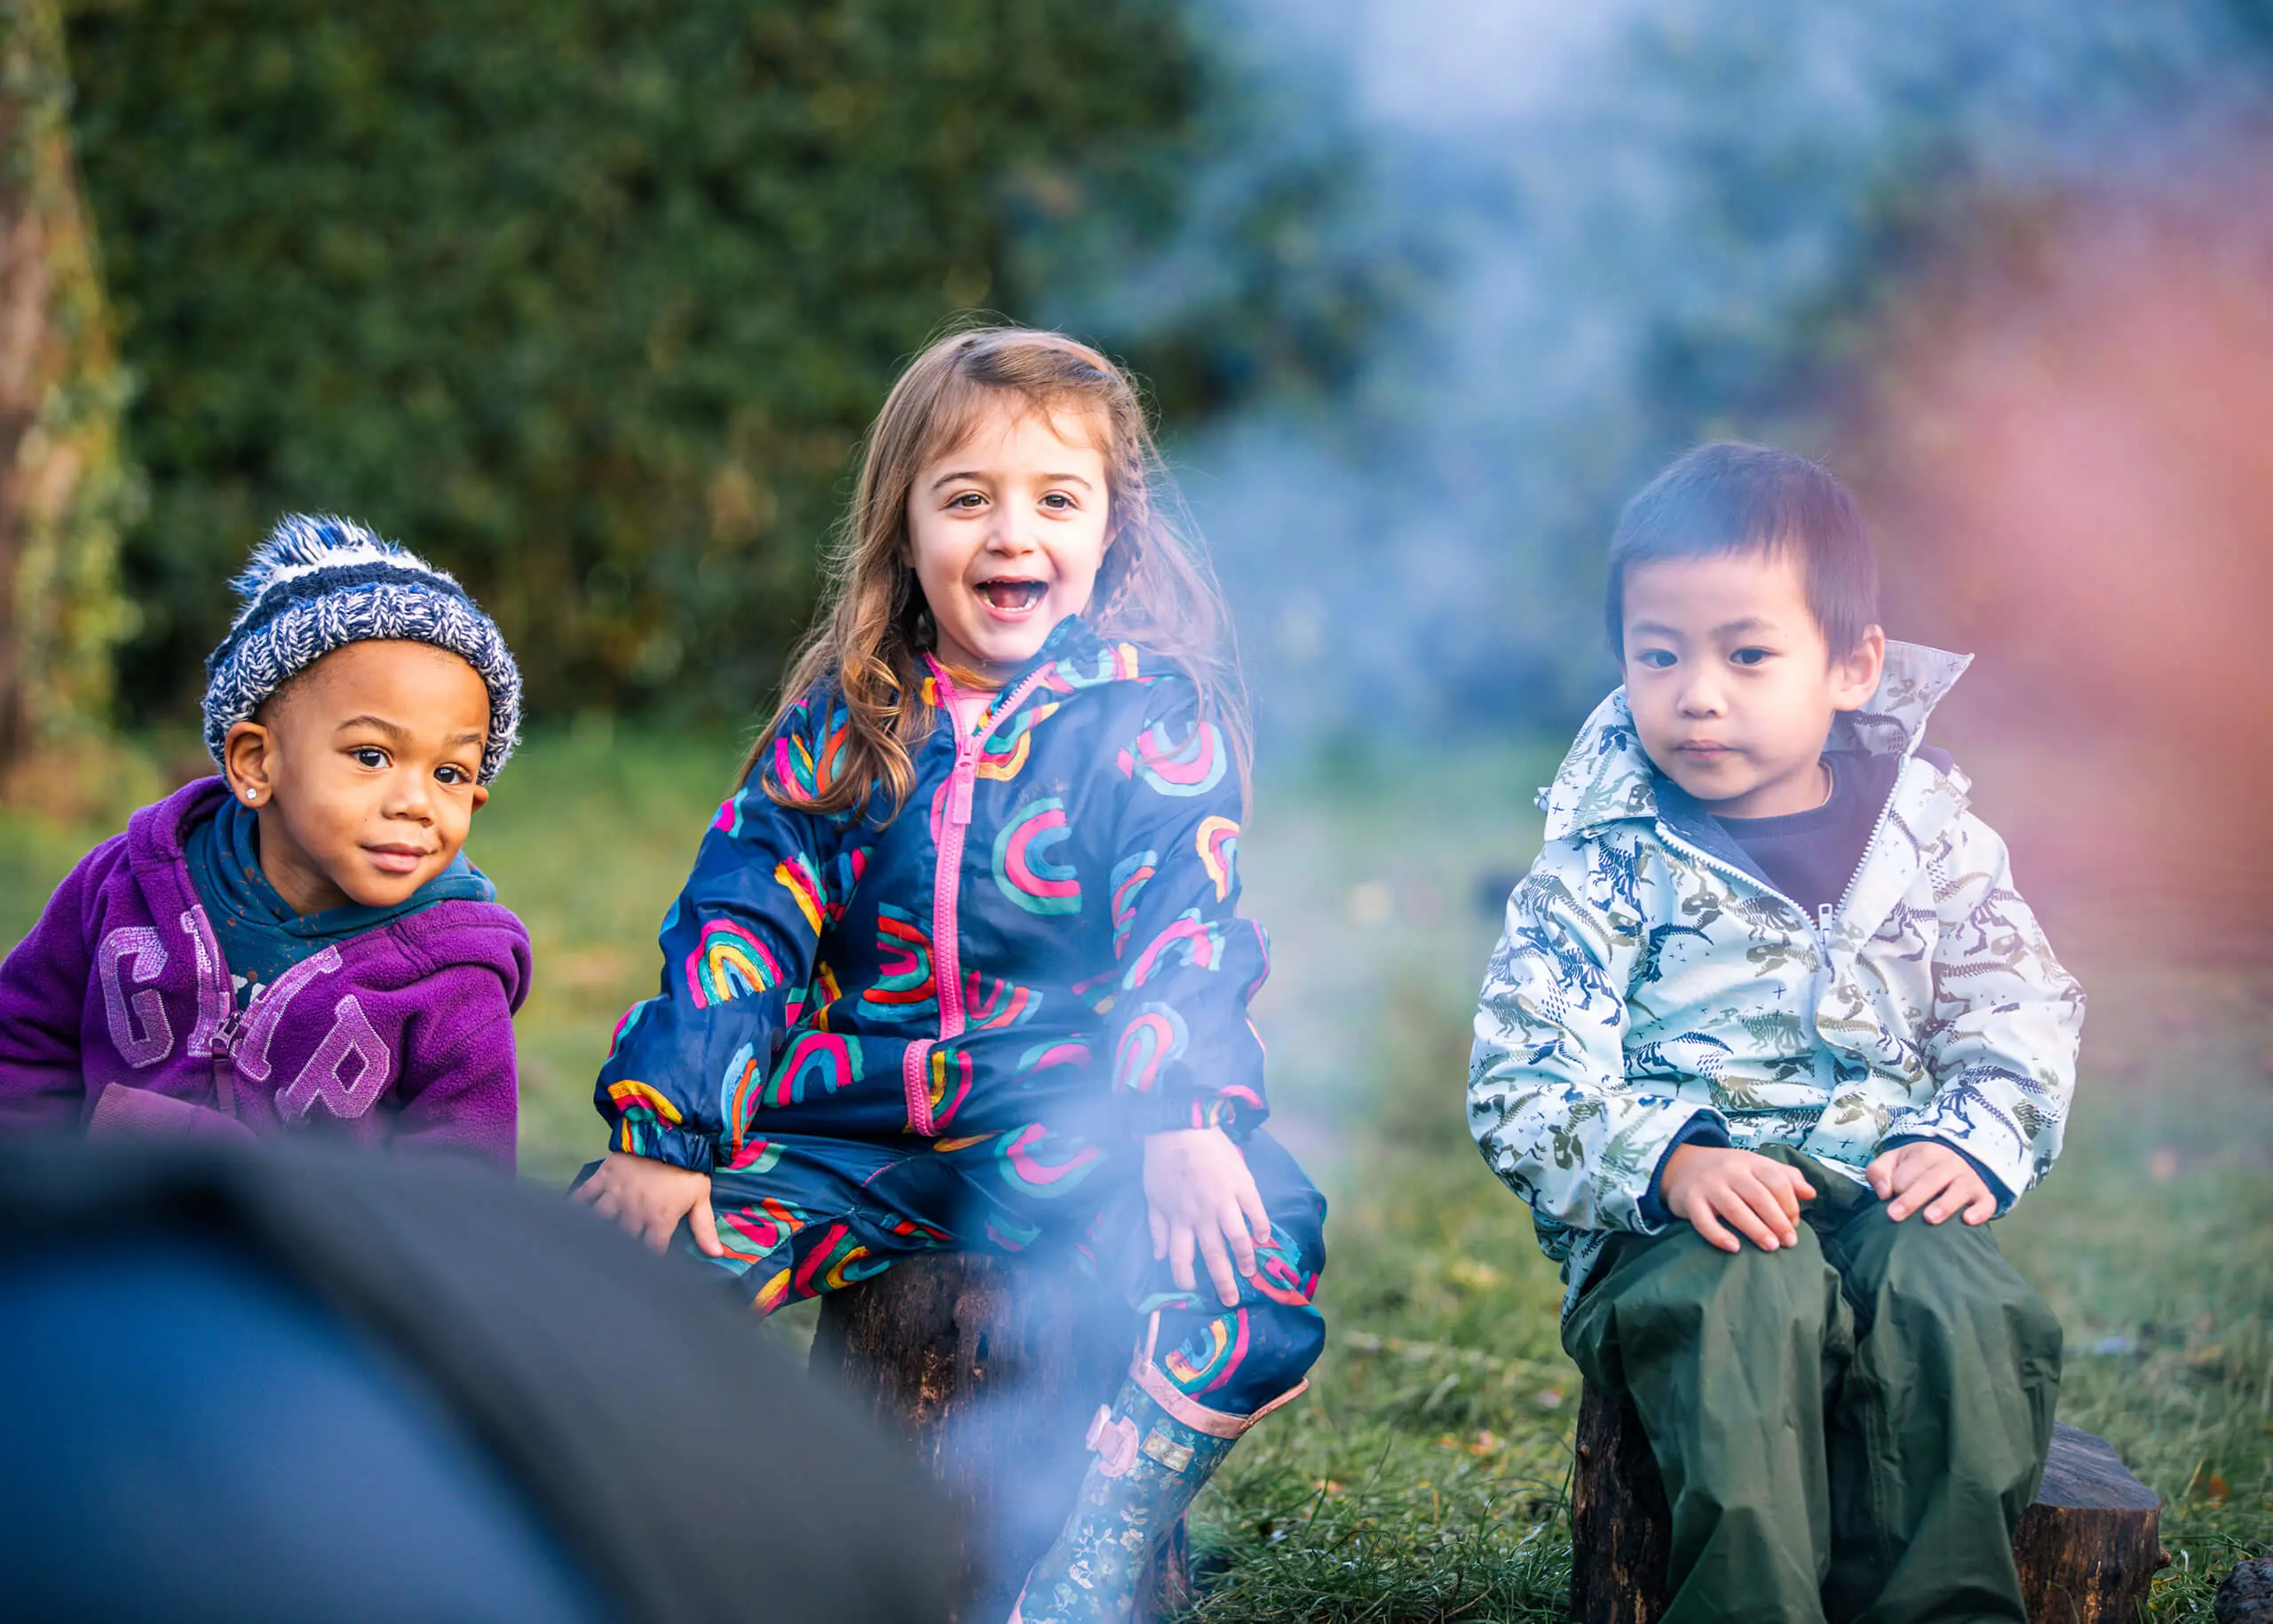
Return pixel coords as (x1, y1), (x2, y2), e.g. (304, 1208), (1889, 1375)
(1636, 1224), (1835, 1327)
(1865, 1219), (2062, 1369)
(1572, 1226), (1843, 1384)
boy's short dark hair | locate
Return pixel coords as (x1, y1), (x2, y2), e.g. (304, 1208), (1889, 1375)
(1605, 441), (1880, 660)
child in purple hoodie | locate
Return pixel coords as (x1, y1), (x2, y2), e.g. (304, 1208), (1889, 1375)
(0, 516), (531, 1163)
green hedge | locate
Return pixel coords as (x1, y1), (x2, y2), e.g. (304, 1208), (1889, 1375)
(65, 0), (1200, 723)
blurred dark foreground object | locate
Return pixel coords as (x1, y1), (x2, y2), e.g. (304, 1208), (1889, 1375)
(0, 1140), (954, 1623)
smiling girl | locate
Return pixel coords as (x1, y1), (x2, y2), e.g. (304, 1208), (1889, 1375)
(0, 516), (530, 1159)
(574, 327), (1326, 1622)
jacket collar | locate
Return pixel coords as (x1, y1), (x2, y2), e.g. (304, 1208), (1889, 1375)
(1540, 640), (1972, 845)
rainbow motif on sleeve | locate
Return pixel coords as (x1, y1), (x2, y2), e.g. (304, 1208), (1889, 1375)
(825, 847), (869, 923)
(1109, 851), (1156, 959)
(606, 1080), (682, 1153)
(809, 960), (843, 1026)
(770, 699), (853, 803)
(992, 796), (1081, 915)
(1196, 815), (1239, 901)
(1113, 1003), (1189, 1095)
(720, 1043), (764, 1150)
(1116, 720), (1227, 797)
(685, 919), (782, 1010)
(774, 853), (825, 935)
(711, 791), (748, 839)
(1123, 910), (1225, 988)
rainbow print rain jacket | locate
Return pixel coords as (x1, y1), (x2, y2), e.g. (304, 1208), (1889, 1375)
(1469, 642), (2086, 1308)
(597, 617), (1269, 1173)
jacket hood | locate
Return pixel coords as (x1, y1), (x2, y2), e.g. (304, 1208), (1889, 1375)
(1540, 640), (1973, 844)
(131, 775), (233, 865)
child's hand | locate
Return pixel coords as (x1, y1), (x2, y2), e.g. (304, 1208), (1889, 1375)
(573, 1151), (723, 1256)
(1660, 1144), (1816, 1253)
(1144, 1128), (1271, 1309)
(1866, 1141), (1996, 1225)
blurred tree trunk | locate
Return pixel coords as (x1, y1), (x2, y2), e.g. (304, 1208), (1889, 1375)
(0, 0), (134, 800)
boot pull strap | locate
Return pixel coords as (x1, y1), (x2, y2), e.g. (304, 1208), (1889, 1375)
(1085, 1405), (1140, 1478)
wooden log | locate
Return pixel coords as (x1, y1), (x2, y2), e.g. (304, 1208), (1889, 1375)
(2015, 1422), (2164, 1624)
(1570, 1380), (1671, 1624)
(809, 1253), (1189, 1624)
(1571, 1384), (2161, 1624)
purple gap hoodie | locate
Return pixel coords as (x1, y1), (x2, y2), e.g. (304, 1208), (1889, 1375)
(0, 777), (529, 1163)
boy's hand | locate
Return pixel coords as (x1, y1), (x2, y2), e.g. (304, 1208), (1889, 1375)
(573, 1151), (723, 1256)
(1144, 1128), (1271, 1308)
(1660, 1145), (1816, 1253)
(1866, 1141), (1997, 1225)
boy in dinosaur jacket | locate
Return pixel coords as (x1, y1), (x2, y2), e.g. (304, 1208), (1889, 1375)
(1469, 442), (2082, 1623)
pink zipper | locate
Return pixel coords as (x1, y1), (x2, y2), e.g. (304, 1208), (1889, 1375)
(903, 657), (1051, 1135)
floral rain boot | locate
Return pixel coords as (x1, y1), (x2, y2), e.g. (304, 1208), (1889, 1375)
(1010, 1320), (1308, 1624)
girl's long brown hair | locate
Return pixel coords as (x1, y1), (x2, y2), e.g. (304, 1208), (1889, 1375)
(746, 324), (1250, 817)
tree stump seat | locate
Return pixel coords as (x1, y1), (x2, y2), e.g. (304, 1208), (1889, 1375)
(1571, 1382), (2164, 1624)
(809, 1252), (1191, 1624)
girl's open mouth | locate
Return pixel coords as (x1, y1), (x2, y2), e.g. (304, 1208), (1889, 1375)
(976, 579), (1048, 612)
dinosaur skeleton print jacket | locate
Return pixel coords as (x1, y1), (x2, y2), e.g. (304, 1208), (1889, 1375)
(1469, 642), (2085, 1310)
(597, 617), (1270, 1174)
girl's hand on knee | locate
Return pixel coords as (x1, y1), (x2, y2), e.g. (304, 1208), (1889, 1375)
(1144, 1128), (1271, 1309)
(1661, 1145), (1815, 1254)
(573, 1151), (723, 1257)
(1866, 1142), (1996, 1225)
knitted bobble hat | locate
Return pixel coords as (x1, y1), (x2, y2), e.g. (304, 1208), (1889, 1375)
(202, 515), (523, 783)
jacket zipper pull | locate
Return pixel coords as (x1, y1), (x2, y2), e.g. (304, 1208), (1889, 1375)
(210, 1009), (242, 1116)
(949, 739), (978, 828)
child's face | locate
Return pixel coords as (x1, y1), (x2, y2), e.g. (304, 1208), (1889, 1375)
(221, 640), (491, 915)
(1620, 548), (1884, 820)
(906, 400), (1110, 684)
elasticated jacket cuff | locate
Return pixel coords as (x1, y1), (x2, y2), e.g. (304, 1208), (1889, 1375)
(612, 1119), (717, 1176)
(1128, 1089), (1264, 1142)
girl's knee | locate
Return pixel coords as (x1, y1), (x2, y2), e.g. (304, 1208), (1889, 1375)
(1152, 1301), (1324, 1416)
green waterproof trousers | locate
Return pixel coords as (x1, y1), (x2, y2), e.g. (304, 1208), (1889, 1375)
(1561, 1147), (2063, 1624)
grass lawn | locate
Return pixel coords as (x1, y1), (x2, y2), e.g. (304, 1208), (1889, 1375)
(4, 727), (2266, 1619)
